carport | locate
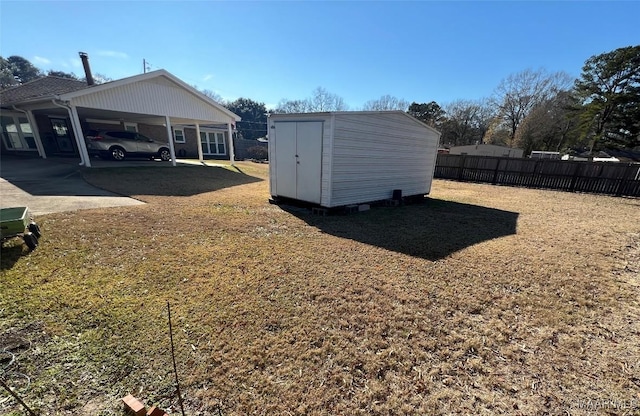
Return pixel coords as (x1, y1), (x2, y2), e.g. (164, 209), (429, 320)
(0, 64), (240, 168)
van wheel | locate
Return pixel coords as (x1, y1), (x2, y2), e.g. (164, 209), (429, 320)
(110, 147), (126, 161)
(159, 148), (171, 161)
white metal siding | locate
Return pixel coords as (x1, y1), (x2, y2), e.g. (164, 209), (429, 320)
(320, 116), (333, 207)
(329, 113), (438, 207)
(269, 112), (439, 208)
(70, 78), (232, 123)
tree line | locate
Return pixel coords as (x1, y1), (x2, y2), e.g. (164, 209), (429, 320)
(3, 45), (638, 153)
(226, 45), (640, 153)
(1, 55), (111, 87)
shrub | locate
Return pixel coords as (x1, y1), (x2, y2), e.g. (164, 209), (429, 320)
(247, 145), (268, 160)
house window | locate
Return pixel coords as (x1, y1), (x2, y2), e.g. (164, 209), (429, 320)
(19, 118), (36, 148)
(124, 122), (138, 132)
(1, 115), (37, 151)
(199, 131), (227, 155)
(174, 128), (185, 143)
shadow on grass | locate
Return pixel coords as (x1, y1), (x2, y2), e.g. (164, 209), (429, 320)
(83, 166), (263, 197)
(286, 198), (519, 261)
(0, 243), (25, 270)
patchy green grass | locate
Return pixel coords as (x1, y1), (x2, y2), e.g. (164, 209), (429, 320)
(1, 161), (639, 415)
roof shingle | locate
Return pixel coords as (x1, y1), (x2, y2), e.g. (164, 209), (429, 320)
(0, 76), (89, 106)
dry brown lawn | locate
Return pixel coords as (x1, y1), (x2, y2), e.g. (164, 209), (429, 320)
(1, 161), (639, 415)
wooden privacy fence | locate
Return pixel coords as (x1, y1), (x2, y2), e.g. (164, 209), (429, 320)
(434, 154), (640, 197)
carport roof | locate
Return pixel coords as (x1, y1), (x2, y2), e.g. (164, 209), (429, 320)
(1, 69), (240, 124)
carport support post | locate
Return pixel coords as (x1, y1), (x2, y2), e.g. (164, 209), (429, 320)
(164, 116), (177, 167)
(228, 123), (235, 164)
(69, 105), (91, 167)
(195, 123), (203, 162)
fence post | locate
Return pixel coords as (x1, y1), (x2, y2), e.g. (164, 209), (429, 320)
(569, 162), (582, 192)
(457, 155), (466, 181)
(530, 158), (540, 188)
(492, 157), (501, 184)
(615, 163), (634, 197)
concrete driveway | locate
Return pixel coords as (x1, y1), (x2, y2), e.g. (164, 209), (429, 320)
(1, 155), (145, 215)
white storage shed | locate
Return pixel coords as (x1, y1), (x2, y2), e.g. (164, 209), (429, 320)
(268, 111), (441, 208)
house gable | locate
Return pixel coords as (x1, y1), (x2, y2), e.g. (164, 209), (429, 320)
(63, 74), (234, 124)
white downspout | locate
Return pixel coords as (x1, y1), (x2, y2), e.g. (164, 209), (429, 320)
(12, 106), (46, 159)
(164, 116), (176, 167)
(51, 99), (91, 167)
(195, 123), (203, 163)
(227, 122), (235, 164)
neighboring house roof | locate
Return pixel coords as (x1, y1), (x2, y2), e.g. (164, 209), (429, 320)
(0, 76), (89, 105)
(602, 148), (640, 162)
(450, 144), (521, 150)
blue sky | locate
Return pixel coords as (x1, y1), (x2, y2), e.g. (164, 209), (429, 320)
(1, 1), (639, 109)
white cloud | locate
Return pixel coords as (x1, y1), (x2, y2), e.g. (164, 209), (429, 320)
(97, 50), (128, 59)
(203, 74), (214, 81)
(33, 56), (51, 65)
(71, 58), (82, 68)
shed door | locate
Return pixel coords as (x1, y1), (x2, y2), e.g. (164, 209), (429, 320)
(274, 121), (323, 203)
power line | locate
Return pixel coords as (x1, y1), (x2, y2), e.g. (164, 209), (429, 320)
(143, 59), (153, 74)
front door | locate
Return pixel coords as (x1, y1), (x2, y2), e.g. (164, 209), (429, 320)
(50, 118), (76, 154)
(273, 121), (323, 204)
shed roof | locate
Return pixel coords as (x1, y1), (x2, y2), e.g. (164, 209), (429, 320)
(269, 110), (441, 136)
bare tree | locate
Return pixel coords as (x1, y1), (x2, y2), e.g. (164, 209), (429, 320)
(441, 99), (495, 146)
(515, 91), (581, 154)
(91, 73), (112, 85)
(491, 68), (573, 147)
(275, 98), (311, 113)
(474, 99), (496, 143)
(201, 89), (224, 103)
(190, 84), (224, 103)
(308, 87), (347, 112)
(362, 95), (410, 111)
(275, 87), (347, 113)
